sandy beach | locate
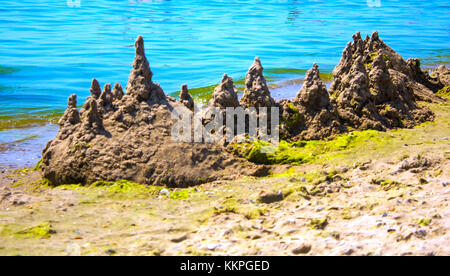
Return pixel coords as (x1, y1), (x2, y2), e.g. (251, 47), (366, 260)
(0, 91), (449, 256)
(0, 1), (449, 258)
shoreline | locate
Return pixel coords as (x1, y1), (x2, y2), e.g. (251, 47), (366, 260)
(0, 72), (315, 170)
(0, 35), (449, 171)
(0, 79), (447, 171)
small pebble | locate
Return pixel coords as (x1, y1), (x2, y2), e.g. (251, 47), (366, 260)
(160, 189), (170, 196)
(292, 243), (312, 255)
(414, 229), (427, 238)
(171, 234), (188, 243)
(105, 249), (116, 255)
(207, 244), (220, 251)
(343, 248), (355, 255)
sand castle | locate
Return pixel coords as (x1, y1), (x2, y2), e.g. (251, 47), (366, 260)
(41, 32), (448, 186)
(41, 36), (268, 187)
(279, 31), (448, 140)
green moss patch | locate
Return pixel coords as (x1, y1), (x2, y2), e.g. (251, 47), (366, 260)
(235, 130), (387, 165)
(308, 218), (328, 230)
(169, 189), (196, 200)
(417, 217), (432, 227)
(91, 180), (162, 196)
(283, 103), (303, 130)
(214, 197), (239, 214)
(244, 207), (268, 220)
(1, 222), (55, 239)
(437, 86), (450, 98)
(51, 180), (201, 202)
(33, 158), (43, 171)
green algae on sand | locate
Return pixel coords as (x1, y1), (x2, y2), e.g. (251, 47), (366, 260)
(0, 222), (55, 239)
(47, 179), (197, 201)
(437, 86), (450, 98)
(234, 130), (388, 165)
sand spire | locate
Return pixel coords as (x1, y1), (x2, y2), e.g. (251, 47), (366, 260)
(126, 36), (165, 103)
(209, 74), (240, 108)
(90, 78), (101, 99)
(240, 57), (276, 108)
(179, 84), (195, 110)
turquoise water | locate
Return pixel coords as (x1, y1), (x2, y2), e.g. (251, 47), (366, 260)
(0, 0), (449, 167)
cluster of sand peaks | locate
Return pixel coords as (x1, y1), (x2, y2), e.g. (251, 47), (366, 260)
(40, 32), (449, 187)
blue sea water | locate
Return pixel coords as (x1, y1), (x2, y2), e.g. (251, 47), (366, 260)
(0, 0), (449, 167)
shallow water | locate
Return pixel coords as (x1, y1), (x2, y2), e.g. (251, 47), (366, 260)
(0, 124), (58, 168)
(0, 0), (449, 167)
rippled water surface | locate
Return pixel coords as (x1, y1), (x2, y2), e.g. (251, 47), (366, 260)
(0, 0), (449, 167)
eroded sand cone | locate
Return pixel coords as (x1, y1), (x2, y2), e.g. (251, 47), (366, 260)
(280, 64), (344, 140)
(329, 32), (437, 130)
(332, 31), (443, 102)
(179, 84), (194, 110)
(40, 36), (267, 186)
(81, 97), (103, 131)
(209, 74), (240, 108)
(58, 94), (80, 127)
(126, 36), (165, 103)
(432, 65), (450, 87)
(366, 32), (443, 92)
(240, 57), (276, 108)
(112, 83), (124, 101)
(294, 63), (329, 107)
(89, 79), (101, 99)
(99, 83), (113, 112)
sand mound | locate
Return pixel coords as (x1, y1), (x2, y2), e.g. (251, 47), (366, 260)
(178, 84), (195, 111)
(209, 74), (240, 108)
(329, 31), (440, 131)
(279, 64), (344, 140)
(240, 57), (277, 108)
(277, 32), (443, 139)
(40, 36), (267, 187)
(432, 65), (450, 87)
